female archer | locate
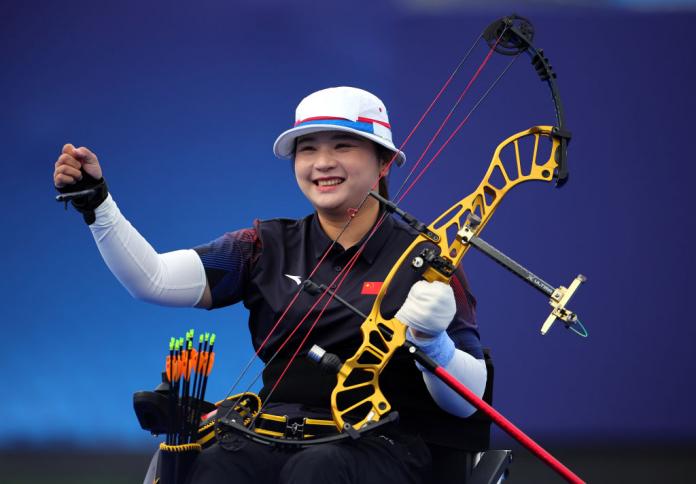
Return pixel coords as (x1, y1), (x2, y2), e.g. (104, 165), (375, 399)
(53, 86), (488, 484)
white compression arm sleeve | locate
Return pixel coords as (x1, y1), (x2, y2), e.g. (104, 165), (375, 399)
(423, 349), (487, 418)
(89, 194), (207, 307)
(409, 330), (488, 418)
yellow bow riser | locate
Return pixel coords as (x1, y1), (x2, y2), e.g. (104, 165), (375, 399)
(331, 125), (563, 431)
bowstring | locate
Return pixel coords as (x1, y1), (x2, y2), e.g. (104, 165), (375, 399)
(397, 53), (520, 202)
(225, 44), (517, 409)
(246, 30), (516, 426)
(391, 32), (499, 203)
(225, 26), (515, 427)
(222, 233), (337, 401)
(221, 30), (487, 406)
(250, 210), (391, 429)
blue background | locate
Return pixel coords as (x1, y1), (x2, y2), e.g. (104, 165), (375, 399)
(2, 0), (694, 453)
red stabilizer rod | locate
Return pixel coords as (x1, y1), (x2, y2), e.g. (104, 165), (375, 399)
(409, 344), (584, 483)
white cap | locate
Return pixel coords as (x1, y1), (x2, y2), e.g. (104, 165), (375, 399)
(273, 86), (406, 166)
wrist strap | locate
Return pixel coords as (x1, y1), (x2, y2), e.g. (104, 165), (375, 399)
(407, 329), (456, 368)
(56, 171), (109, 225)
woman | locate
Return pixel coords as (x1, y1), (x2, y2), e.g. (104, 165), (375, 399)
(53, 86), (487, 484)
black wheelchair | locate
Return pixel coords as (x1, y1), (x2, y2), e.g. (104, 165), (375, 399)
(137, 349), (512, 484)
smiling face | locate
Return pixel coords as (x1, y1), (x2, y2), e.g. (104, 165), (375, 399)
(294, 131), (386, 217)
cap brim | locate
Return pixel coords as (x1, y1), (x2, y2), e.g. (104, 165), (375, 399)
(273, 124), (406, 167)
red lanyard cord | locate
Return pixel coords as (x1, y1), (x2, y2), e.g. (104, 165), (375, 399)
(397, 53), (519, 203)
(225, 28), (510, 413)
(222, 37), (490, 405)
(249, 31), (513, 410)
(392, 33), (507, 204)
(250, 210), (391, 428)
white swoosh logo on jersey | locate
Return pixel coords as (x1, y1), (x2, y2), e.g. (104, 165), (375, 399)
(284, 274), (302, 285)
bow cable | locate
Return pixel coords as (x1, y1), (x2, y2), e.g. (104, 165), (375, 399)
(221, 28), (508, 409)
(243, 30), (517, 425)
(392, 37), (514, 203)
(397, 54), (519, 202)
(183, 15), (583, 482)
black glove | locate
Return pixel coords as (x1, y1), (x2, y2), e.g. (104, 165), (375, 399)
(56, 170), (109, 225)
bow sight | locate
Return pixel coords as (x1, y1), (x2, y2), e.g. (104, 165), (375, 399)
(371, 189), (587, 335)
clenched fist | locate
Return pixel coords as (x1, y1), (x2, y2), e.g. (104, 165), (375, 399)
(54, 143), (102, 188)
(54, 143), (108, 224)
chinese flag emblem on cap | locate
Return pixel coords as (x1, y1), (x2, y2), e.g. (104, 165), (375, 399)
(361, 281), (383, 295)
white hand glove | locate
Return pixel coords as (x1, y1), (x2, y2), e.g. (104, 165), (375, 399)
(395, 280), (456, 337)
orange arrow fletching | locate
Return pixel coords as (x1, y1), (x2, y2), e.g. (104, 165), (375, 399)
(187, 349), (198, 379)
(205, 353), (215, 376)
(165, 355), (173, 382)
(197, 352), (209, 373)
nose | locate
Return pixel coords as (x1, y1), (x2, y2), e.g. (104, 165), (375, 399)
(314, 147), (337, 171)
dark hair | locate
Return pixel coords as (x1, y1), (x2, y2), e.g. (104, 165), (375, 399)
(374, 143), (394, 200)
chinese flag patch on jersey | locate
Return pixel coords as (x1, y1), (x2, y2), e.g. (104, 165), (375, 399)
(361, 281), (383, 295)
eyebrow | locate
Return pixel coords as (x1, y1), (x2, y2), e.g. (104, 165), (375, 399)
(297, 133), (364, 144)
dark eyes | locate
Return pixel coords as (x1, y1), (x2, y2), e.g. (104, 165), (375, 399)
(297, 143), (355, 152)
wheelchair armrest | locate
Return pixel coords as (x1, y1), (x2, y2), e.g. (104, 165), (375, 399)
(468, 449), (512, 484)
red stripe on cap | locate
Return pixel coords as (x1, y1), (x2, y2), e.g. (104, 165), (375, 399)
(357, 117), (391, 129)
(294, 116), (391, 129)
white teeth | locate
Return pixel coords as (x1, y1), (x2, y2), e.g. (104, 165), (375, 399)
(316, 178), (343, 186)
